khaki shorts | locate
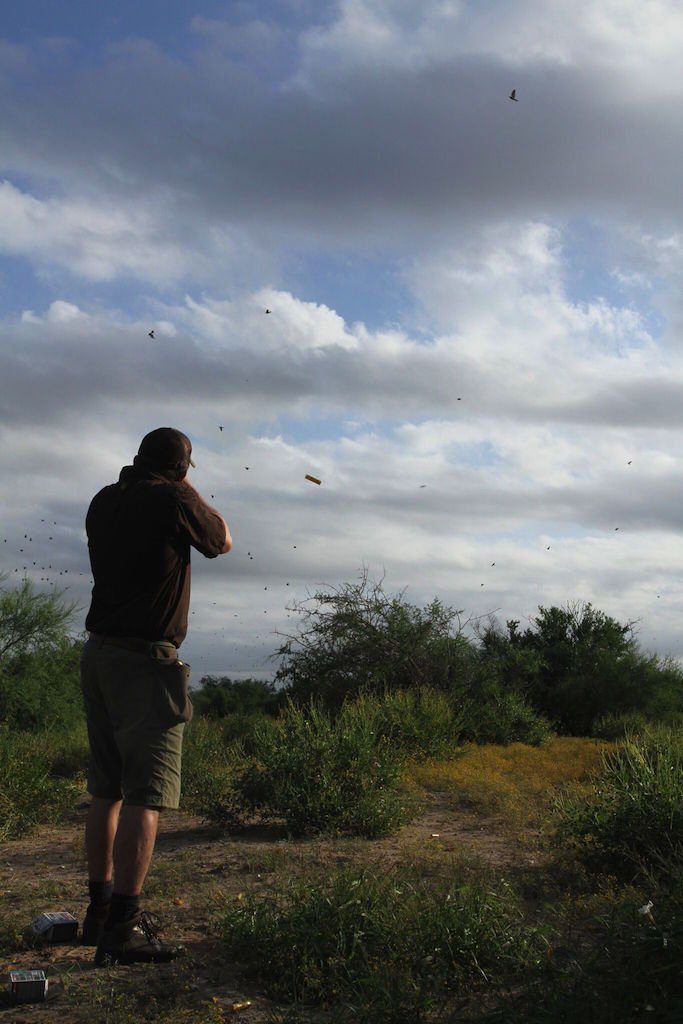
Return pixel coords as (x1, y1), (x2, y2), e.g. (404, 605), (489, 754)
(80, 633), (188, 810)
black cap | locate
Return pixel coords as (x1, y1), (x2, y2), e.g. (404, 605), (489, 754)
(137, 428), (196, 471)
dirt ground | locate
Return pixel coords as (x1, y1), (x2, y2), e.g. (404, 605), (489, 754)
(0, 787), (548, 1023)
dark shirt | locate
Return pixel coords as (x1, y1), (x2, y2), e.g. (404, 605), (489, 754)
(84, 463), (226, 647)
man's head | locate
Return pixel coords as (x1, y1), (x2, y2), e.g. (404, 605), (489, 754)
(135, 428), (196, 482)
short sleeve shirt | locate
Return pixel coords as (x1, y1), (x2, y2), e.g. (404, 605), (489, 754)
(84, 476), (226, 647)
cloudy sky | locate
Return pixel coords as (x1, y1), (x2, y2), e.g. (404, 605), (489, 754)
(2, 0), (683, 681)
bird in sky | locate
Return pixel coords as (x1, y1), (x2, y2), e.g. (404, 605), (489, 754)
(245, 467), (250, 470)
(148, 330), (155, 339)
(547, 546), (550, 550)
(219, 426), (223, 432)
(419, 485), (426, 488)
(265, 309), (271, 314)
(491, 563), (495, 566)
(509, 89), (518, 101)
(627, 461), (632, 465)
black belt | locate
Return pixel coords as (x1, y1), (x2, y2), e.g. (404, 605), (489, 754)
(88, 632), (176, 654)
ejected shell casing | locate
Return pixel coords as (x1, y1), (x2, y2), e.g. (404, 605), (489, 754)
(8, 969), (48, 1004)
(24, 911), (79, 944)
(305, 474), (321, 485)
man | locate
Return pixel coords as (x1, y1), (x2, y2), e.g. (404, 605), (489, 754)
(79, 427), (232, 967)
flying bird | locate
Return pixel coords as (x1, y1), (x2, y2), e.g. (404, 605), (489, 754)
(419, 485), (427, 488)
(265, 309), (271, 314)
(219, 426), (223, 432)
(509, 89), (518, 101)
(148, 330), (155, 339)
(627, 461), (632, 465)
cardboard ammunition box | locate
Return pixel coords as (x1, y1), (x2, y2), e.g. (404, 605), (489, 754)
(24, 911), (79, 944)
(8, 969), (48, 1004)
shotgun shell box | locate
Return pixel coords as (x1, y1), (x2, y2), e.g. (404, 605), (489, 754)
(8, 970), (48, 1004)
(25, 911), (79, 944)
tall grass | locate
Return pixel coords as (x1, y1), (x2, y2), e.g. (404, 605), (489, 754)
(178, 716), (246, 826)
(0, 722), (85, 841)
(483, 863), (683, 1023)
(210, 863), (547, 1023)
(554, 726), (683, 876)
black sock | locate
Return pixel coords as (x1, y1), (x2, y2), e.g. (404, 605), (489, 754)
(87, 878), (114, 913)
(105, 891), (141, 927)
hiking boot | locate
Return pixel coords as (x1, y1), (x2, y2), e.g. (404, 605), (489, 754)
(81, 905), (110, 946)
(94, 910), (185, 967)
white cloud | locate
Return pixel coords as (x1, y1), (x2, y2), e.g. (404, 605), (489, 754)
(157, 289), (360, 352)
(0, 179), (267, 287)
(294, 0), (683, 94)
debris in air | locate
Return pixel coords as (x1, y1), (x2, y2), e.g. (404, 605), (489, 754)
(305, 474), (322, 485)
(148, 330), (155, 339)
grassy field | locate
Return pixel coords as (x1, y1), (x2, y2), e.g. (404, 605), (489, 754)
(3, 715), (679, 1023)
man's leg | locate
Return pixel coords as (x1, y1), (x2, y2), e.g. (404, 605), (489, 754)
(85, 797), (159, 925)
(111, 805), (160, 895)
(86, 796), (122, 882)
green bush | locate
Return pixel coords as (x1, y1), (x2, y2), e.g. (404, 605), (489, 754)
(0, 723), (84, 841)
(341, 685), (467, 758)
(216, 710), (280, 755)
(591, 709), (650, 740)
(233, 695), (419, 838)
(210, 864), (546, 1023)
(554, 726), (683, 876)
(475, 604), (683, 735)
(0, 633), (86, 732)
(462, 686), (553, 746)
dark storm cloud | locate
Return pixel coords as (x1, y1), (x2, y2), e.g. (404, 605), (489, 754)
(1, 37), (682, 254)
